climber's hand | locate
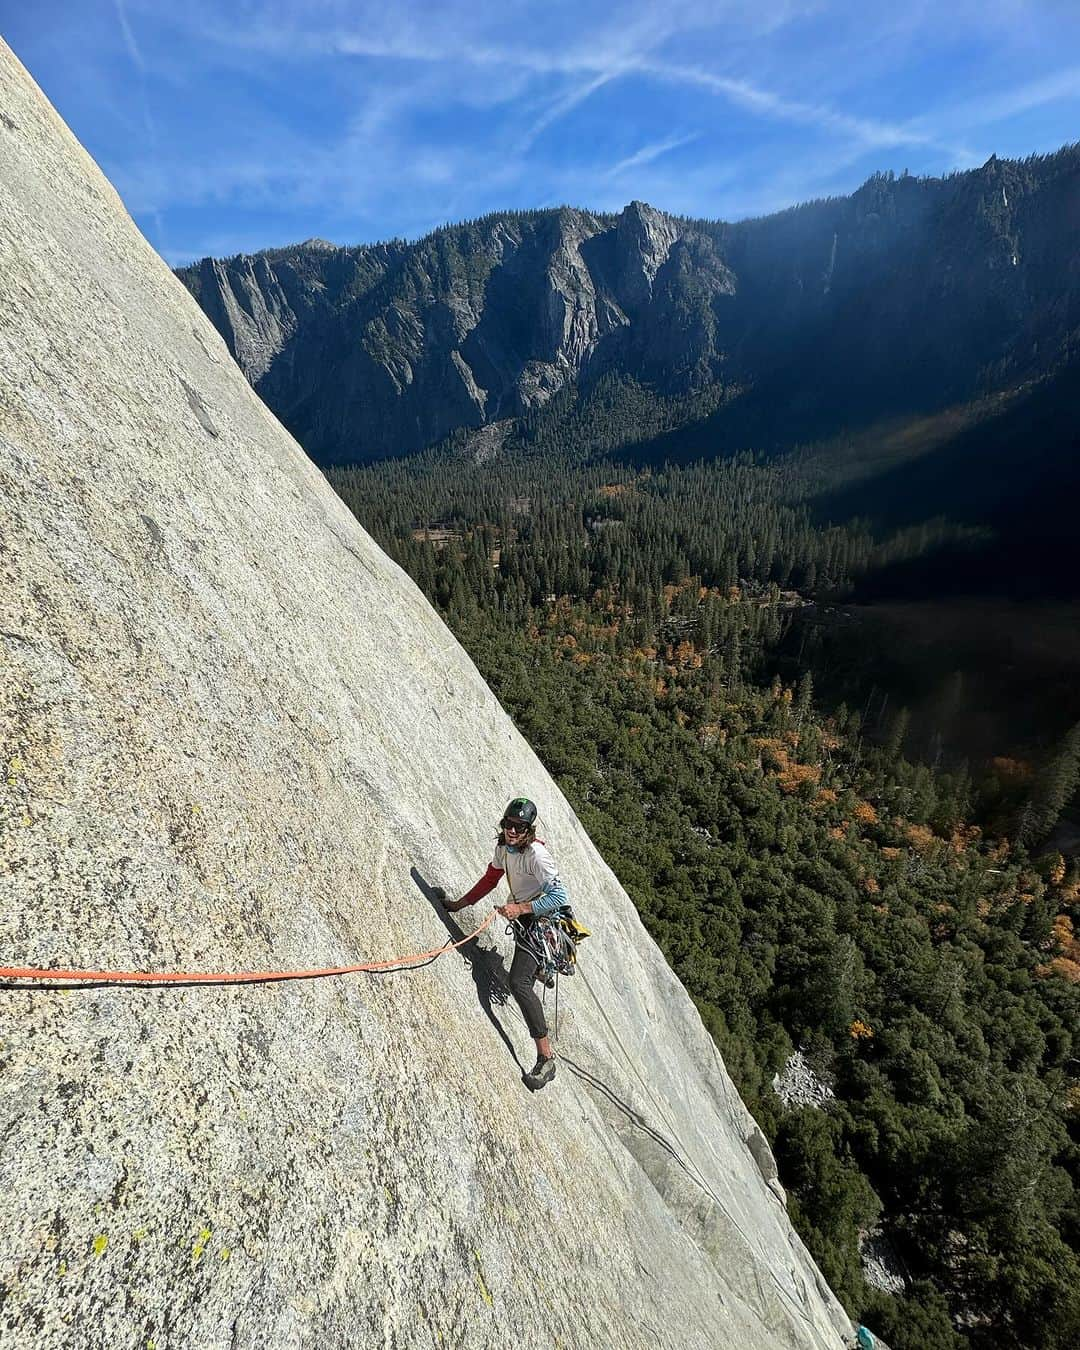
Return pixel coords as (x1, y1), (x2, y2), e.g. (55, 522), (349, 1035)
(498, 902), (531, 920)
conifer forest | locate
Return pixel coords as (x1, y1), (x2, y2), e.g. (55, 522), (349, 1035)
(331, 377), (1080, 1350)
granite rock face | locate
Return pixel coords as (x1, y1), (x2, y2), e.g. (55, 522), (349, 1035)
(178, 201), (740, 463)
(0, 43), (853, 1349)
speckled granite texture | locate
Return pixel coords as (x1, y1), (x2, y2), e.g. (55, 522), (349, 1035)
(0, 41), (853, 1350)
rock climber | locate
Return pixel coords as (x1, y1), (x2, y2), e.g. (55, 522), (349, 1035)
(442, 797), (569, 1091)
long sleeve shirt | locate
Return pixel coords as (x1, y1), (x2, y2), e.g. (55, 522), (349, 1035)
(458, 839), (569, 916)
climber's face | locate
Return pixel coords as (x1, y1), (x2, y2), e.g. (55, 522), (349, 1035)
(501, 817), (529, 842)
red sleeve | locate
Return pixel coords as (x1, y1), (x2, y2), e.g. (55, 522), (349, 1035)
(458, 863), (504, 908)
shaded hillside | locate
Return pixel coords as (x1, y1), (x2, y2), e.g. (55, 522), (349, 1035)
(814, 360), (1080, 598)
(178, 149), (1080, 466)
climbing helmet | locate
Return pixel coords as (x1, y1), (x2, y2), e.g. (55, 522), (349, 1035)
(501, 796), (537, 831)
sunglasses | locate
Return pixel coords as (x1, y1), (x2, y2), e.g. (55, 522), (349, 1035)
(501, 819), (529, 832)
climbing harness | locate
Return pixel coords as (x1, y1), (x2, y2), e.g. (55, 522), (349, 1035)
(502, 846), (590, 983)
(501, 843), (590, 1041)
(0, 910), (498, 988)
(508, 909), (586, 982)
(507, 906), (590, 1042)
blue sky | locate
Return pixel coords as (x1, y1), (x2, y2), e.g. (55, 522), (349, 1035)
(6, 1), (1080, 265)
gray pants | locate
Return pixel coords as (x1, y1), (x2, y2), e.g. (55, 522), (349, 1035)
(508, 942), (548, 1040)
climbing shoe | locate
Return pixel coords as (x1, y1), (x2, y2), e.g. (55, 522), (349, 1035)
(524, 1055), (556, 1091)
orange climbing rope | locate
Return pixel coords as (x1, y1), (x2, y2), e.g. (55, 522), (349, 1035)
(0, 910), (497, 985)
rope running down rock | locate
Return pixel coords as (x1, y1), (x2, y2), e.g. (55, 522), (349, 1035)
(0, 911), (497, 986)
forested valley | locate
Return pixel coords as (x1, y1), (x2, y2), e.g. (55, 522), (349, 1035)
(329, 382), (1080, 1350)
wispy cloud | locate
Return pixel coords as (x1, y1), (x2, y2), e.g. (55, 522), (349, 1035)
(325, 14), (924, 152)
(917, 63), (1080, 137)
(113, 0), (168, 251)
(113, 0), (145, 71)
(513, 70), (621, 155)
(316, 9), (980, 167)
(604, 132), (700, 179)
(642, 58), (962, 156)
(12, 0), (1080, 263)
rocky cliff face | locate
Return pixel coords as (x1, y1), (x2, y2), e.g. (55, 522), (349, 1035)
(178, 199), (740, 462)
(0, 42), (853, 1349)
(179, 152), (1080, 465)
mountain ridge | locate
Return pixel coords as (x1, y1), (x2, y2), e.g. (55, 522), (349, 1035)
(178, 147), (1080, 466)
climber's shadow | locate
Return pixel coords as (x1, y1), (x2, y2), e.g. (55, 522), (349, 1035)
(411, 868), (523, 1071)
